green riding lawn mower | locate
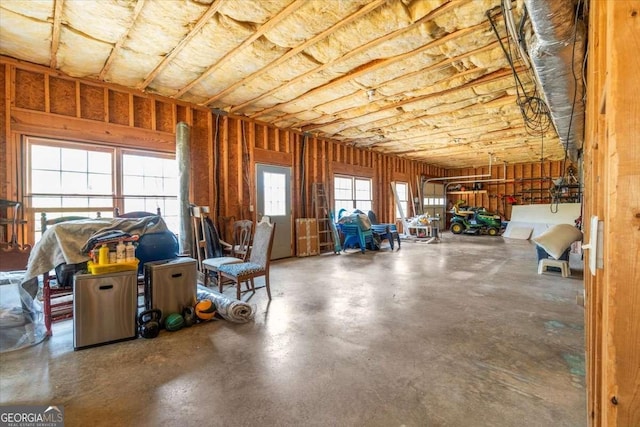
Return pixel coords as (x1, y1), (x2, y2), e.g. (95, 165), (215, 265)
(450, 200), (504, 236)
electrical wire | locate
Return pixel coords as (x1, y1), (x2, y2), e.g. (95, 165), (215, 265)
(213, 112), (220, 219)
(487, 5), (551, 137)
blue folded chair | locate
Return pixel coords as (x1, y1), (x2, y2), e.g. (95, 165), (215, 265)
(339, 223), (375, 254)
(367, 211), (401, 250)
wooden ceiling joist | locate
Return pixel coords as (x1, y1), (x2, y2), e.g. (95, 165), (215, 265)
(279, 40), (505, 127)
(203, 0), (387, 106)
(137, 0), (224, 90)
(49, 0), (65, 69)
(174, 0), (307, 98)
(99, 0), (146, 80)
(234, 0), (472, 115)
(304, 67), (523, 134)
(251, 21), (490, 120)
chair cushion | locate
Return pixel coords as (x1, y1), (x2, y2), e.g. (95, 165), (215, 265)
(202, 257), (243, 269)
(218, 262), (264, 277)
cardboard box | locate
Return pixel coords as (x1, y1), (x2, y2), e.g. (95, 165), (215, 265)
(296, 218), (319, 257)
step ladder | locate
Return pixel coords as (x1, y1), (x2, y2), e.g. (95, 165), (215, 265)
(312, 182), (341, 254)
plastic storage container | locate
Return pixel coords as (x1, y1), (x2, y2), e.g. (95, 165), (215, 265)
(144, 257), (197, 325)
(73, 270), (137, 350)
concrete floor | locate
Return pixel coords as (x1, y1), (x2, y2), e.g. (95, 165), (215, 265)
(0, 234), (586, 426)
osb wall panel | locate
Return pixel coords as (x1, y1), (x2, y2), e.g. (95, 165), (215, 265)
(190, 109), (211, 208)
(14, 69), (45, 111)
(219, 117), (245, 221)
(49, 77), (76, 116)
(155, 101), (174, 133)
(108, 90), (129, 126)
(133, 96), (152, 129)
(80, 83), (104, 121)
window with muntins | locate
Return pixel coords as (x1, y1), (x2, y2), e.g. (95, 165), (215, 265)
(333, 175), (372, 214)
(26, 136), (177, 242)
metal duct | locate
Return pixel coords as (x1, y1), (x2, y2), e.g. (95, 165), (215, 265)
(176, 121), (192, 255)
(523, 0), (585, 161)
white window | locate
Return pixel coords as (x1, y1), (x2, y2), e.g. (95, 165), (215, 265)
(26, 137), (178, 241)
(262, 171), (286, 216)
(333, 175), (372, 215)
(122, 152), (179, 232)
(394, 182), (409, 219)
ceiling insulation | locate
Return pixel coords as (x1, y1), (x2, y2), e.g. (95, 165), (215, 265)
(0, 0), (586, 168)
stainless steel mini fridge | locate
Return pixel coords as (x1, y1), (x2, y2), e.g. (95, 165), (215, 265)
(73, 270), (138, 350)
(144, 257), (197, 324)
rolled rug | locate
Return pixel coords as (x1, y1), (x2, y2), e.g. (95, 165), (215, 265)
(196, 285), (255, 323)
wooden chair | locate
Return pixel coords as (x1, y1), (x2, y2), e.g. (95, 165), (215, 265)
(226, 219), (253, 260)
(190, 206), (243, 288)
(40, 212), (98, 336)
(217, 218), (276, 301)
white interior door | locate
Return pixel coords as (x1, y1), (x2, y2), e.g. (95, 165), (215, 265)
(256, 164), (292, 259)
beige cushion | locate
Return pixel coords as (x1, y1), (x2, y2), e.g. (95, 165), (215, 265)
(532, 224), (583, 259)
(202, 257), (243, 270)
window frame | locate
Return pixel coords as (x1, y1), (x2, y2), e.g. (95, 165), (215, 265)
(333, 174), (373, 214)
(24, 136), (177, 242)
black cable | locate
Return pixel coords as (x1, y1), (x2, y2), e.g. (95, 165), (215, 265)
(488, 5), (551, 137)
(213, 113), (220, 220)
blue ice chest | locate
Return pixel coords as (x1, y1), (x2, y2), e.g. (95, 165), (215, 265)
(135, 231), (179, 274)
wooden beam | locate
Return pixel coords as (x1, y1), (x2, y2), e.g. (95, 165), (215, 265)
(11, 108), (175, 150)
(602, 2), (640, 426)
(99, 0), (146, 80)
(203, 0), (387, 105)
(304, 67), (522, 133)
(174, 0), (306, 98)
(50, 0), (64, 69)
(137, 0), (223, 90)
(285, 41), (509, 128)
(248, 18), (486, 118)
(233, 0), (474, 115)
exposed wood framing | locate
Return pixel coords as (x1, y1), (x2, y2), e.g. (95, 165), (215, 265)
(584, 2), (640, 426)
(251, 19), (488, 119)
(277, 41), (502, 126)
(175, 0), (307, 98)
(137, 0), (223, 90)
(236, 0), (471, 115)
(99, 0), (146, 80)
(50, 0), (64, 69)
(203, 0), (387, 105)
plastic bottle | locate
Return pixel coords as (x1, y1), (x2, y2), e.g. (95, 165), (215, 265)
(116, 240), (126, 263)
(125, 241), (135, 262)
(98, 244), (109, 265)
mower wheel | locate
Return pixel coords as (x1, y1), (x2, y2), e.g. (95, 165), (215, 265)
(487, 227), (498, 236)
(450, 223), (464, 234)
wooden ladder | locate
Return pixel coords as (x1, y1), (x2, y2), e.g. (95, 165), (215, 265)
(312, 183), (339, 254)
